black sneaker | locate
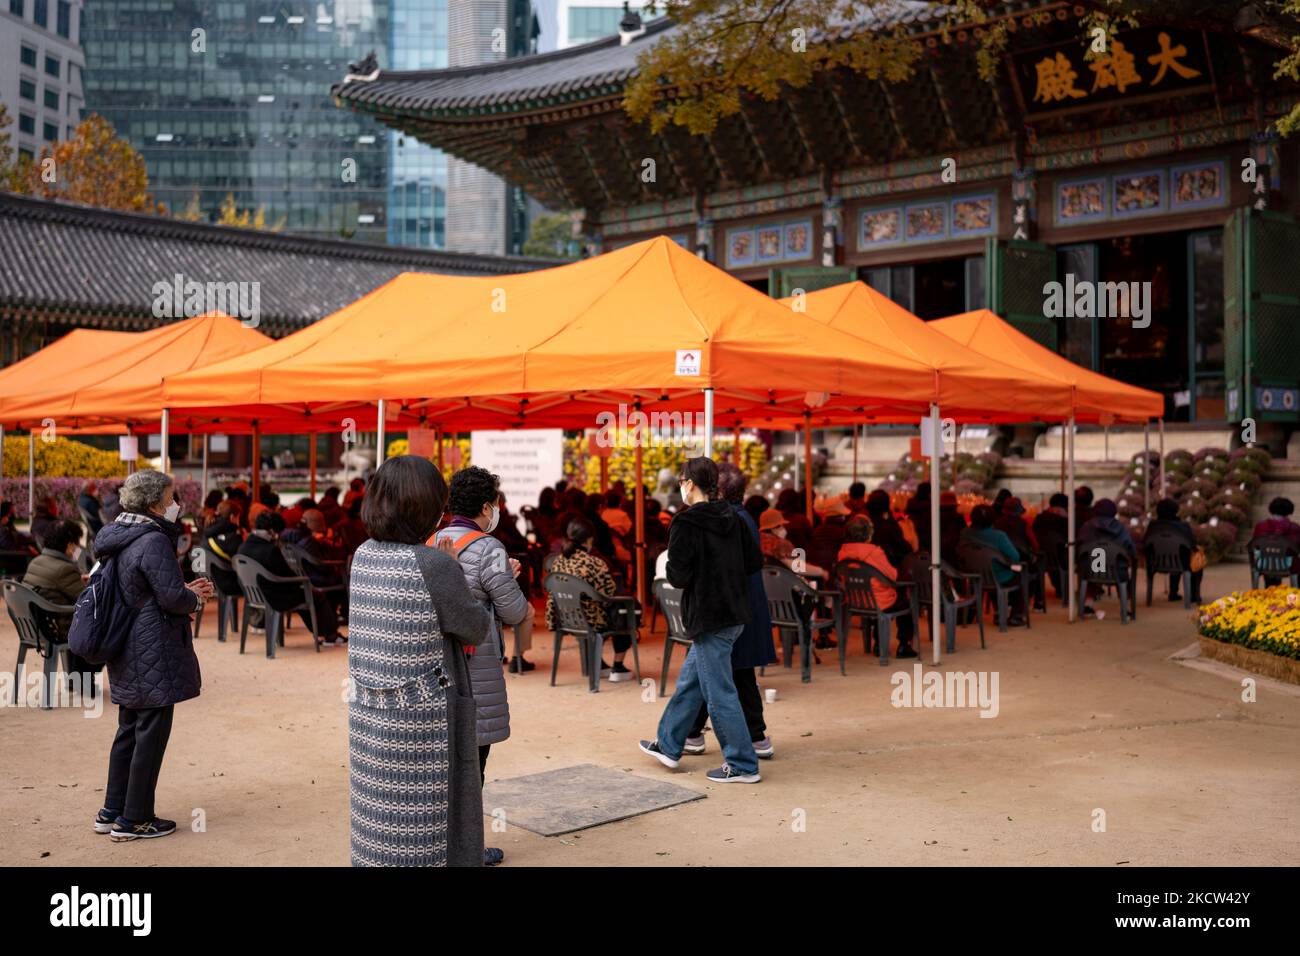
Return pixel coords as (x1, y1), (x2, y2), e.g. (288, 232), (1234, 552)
(896, 644), (918, 659)
(638, 739), (680, 769)
(508, 657), (536, 673)
(608, 661), (634, 682)
(484, 847), (504, 866)
(110, 816), (177, 842)
(93, 808), (120, 834)
(706, 764), (760, 784)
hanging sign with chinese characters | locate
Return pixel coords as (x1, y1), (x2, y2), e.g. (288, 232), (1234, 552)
(1010, 28), (1212, 118)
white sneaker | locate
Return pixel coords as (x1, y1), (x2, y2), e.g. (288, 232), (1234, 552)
(608, 662), (633, 682)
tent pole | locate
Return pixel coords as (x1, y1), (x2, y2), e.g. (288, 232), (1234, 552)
(28, 430), (35, 523)
(793, 426), (800, 494)
(732, 424), (741, 467)
(161, 408), (170, 473)
(376, 400), (387, 467)
(1067, 415), (1077, 624)
(702, 388), (714, 458)
(1103, 424), (1109, 462)
(1059, 423), (1065, 493)
(1158, 418), (1165, 499)
(599, 454), (608, 494)
(201, 433), (209, 504)
(435, 427), (444, 474)
(951, 419), (958, 491)
(1143, 421), (1150, 520)
(929, 404), (941, 665)
(803, 412), (813, 521)
(633, 401), (646, 609)
(126, 424), (135, 476)
(251, 423), (261, 503)
(851, 423), (858, 484)
(308, 433), (317, 499)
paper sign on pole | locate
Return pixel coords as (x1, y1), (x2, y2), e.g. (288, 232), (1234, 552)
(587, 431), (613, 458)
(471, 430), (564, 531)
(919, 416), (939, 458)
(119, 436), (139, 461)
(407, 427), (438, 458)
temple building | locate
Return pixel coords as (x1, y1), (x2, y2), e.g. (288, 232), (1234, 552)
(333, 0), (1300, 431)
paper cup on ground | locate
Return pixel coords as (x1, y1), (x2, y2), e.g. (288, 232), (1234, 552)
(765, 688), (777, 704)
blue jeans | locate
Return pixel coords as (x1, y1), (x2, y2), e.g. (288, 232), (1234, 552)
(656, 624), (758, 775)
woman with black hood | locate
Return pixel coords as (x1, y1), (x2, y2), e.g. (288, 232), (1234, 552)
(89, 469), (214, 842)
(639, 457), (764, 784)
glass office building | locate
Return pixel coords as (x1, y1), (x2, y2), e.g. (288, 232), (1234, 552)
(81, 1), (449, 247)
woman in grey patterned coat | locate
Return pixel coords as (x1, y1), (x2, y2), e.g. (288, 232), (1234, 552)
(349, 456), (490, 867)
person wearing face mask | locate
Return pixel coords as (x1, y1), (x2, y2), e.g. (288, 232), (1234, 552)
(88, 469), (214, 843)
(433, 467), (533, 867)
(23, 519), (101, 689)
(757, 509), (828, 579)
(640, 457), (764, 784)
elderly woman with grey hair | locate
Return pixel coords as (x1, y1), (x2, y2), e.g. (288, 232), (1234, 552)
(90, 469), (214, 843)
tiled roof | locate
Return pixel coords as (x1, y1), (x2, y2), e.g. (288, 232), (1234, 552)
(333, 3), (951, 116)
(0, 191), (553, 334)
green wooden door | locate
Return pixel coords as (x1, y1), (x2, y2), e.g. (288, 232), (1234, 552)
(1224, 209), (1300, 422)
(768, 266), (858, 299)
(986, 237), (1057, 348)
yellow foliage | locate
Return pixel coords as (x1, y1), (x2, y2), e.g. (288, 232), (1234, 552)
(3, 435), (127, 478)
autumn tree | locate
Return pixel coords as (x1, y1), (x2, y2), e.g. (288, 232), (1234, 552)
(523, 212), (579, 259)
(624, 1), (1300, 135)
(16, 113), (165, 213)
(0, 103), (28, 192)
(216, 192), (286, 231)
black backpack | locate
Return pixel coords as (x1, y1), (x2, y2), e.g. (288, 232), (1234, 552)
(68, 552), (139, 665)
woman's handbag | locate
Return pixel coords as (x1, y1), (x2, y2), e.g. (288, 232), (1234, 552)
(1189, 547), (1208, 573)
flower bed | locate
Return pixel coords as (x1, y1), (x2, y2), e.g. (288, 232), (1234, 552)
(1198, 588), (1300, 684)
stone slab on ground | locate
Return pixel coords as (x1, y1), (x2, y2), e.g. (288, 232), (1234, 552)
(481, 763), (705, 836)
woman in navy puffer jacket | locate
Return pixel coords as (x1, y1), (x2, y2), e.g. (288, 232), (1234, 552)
(90, 469), (214, 843)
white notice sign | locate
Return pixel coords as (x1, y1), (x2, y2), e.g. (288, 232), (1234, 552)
(119, 436), (139, 462)
(471, 429), (565, 521)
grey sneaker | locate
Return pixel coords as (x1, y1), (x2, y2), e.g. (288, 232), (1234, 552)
(683, 735), (706, 754)
(752, 736), (774, 759)
(638, 739), (679, 769)
(706, 764), (760, 784)
(608, 662), (634, 682)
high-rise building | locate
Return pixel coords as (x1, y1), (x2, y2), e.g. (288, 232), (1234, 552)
(443, 0), (535, 255)
(1, 0), (85, 160)
(554, 0), (658, 49)
(79, 2), (449, 248)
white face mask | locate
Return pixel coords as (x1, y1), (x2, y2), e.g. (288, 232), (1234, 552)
(484, 504), (500, 534)
(774, 527), (787, 539)
(70, 545), (84, 562)
(164, 501), (181, 523)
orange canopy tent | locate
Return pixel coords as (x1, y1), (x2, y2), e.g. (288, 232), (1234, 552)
(779, 282), (1078, 424)
(930, 308), (1164, 423)
(161, 237), (948, 430)
(0, 329), (136, 420)
(0, 312), (275, 432)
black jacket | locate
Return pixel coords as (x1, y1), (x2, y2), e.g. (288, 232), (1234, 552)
(94, 513), (200, 709)
(237, 534), (307, 612)
(666, 499), (762, 638)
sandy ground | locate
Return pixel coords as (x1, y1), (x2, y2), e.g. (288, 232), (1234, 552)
(2, 561), (1297, 868)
